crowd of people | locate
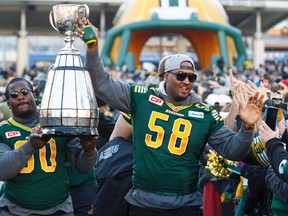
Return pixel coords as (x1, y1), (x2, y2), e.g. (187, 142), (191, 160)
(0, 18), (288, 216)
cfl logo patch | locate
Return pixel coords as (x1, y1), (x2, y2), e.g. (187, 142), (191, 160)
(5, 131), (21, 139)
(149, 95), (164, 106)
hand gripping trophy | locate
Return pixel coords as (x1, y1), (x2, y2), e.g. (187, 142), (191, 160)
(40, 4), (98, 136)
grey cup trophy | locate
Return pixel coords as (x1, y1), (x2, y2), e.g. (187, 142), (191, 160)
(40, 4), (98, 136)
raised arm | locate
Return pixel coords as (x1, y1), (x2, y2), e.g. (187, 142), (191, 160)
(76, 19), (131, 114)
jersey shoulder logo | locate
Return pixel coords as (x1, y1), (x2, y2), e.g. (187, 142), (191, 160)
(149, 95), (164, 106)
(188, 111), (204, 118)
(5, 131), (21, 139)
(212, 110), (223, 123)
(134, 85), (147, 93)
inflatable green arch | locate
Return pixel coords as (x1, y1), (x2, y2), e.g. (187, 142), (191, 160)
(101, 0), (246, 71)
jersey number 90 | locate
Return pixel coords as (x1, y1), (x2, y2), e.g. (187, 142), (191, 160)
(15, 139), (57, 173)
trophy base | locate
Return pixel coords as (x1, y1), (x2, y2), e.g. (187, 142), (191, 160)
(41, 126), (98, 137)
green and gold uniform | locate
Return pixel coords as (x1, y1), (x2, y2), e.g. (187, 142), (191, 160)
(130, 86), (223, 195)
(86, 50), (254, 209)
(0, 118), (68, 210)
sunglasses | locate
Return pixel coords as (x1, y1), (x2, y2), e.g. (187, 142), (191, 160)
(9, 88), (30, 99)
(167, 71), (197, 83)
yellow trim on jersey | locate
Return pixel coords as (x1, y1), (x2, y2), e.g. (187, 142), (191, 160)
(164, 100), (193, 112)
(121, 112), (131, 120)
(120, 112), (132, 125)
(195, 103), (210, 112)
(8, 117), (40, 132)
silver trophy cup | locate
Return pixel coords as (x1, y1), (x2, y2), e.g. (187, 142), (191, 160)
(49, 4), (88, 36)
(40, 4), (98, 136)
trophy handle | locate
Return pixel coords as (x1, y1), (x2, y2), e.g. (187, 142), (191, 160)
(78, 4), (89, 21)
(49, 9), (59, 32)
(79, 4), (96, 45)
(82, 4), (89, 18)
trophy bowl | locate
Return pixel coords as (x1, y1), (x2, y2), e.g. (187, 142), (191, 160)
(40, 4), (98, 137)
(49, 4), (89, 36)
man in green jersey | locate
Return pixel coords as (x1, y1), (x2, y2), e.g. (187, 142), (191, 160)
(77, 20), (264, 216)
(0, 78), (98, 216)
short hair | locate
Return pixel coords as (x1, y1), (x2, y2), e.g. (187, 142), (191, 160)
(5, 77), (34, 100)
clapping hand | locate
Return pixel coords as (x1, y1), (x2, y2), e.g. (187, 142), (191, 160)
(247, 80), (269, 104)
(229, 69), (246, 96)
(235, 86), (265, 127)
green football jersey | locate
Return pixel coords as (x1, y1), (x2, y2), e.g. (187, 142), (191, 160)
(0, 118), (69, 210)
(130, 85), (224, 195)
